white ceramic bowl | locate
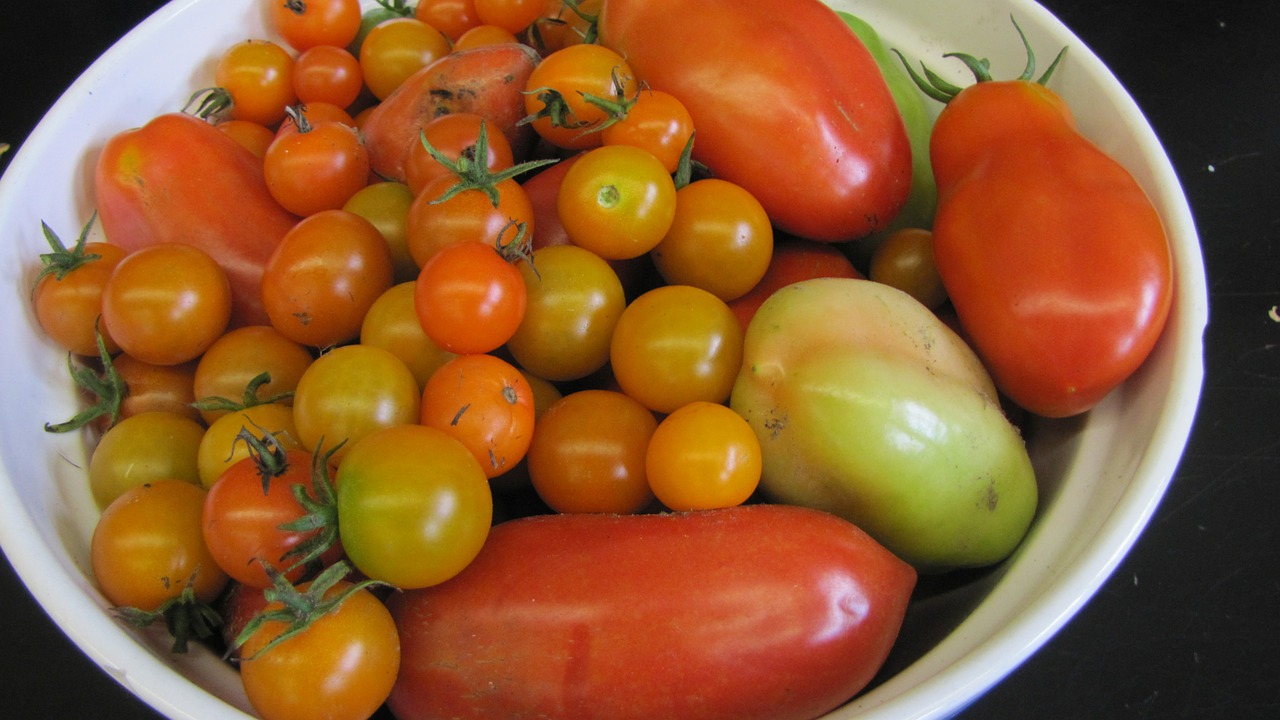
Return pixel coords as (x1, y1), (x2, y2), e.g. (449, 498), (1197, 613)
(0, 0), (1207, 718)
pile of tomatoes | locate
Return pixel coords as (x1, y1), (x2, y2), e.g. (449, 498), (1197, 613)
(30, 1), (936, 718)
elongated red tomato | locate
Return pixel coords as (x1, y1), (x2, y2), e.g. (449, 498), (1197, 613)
(598, 0), (910, 242)
(920, 43), (1173, 417)
(95, 113), (299, 327)
(388, 504), (916, 720)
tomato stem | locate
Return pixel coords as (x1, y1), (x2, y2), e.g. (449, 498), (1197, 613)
(43, 330), (126, 434)
(112, 570), (223, 654)
(422, 119), (558, 207)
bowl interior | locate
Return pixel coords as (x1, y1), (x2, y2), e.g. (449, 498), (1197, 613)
(0, 1), (1207, 719)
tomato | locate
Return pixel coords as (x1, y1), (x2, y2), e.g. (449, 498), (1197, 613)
(650, 178), (774, 302)
(203, 444), (340, 588)
(910, 33), (1173, 417)
(610, 285), (743, 414)
(273, 101), (358, 137)
(264, 111), (370, 217)
(360, 282), (456, 390)
(522, 43), (637, 150)
(261, 209), (394, 348)
(112, 354), (201, 425)
(600, 88), (694, 173)
(360, 17), (452, 100)
(419, 354), (535, 479)
(474, 0), (543, 34)
(729, 278), (1038, 571)
(216, 119), (276, 159)
(405, 174), (535, 267)
(525, 389), (656, 514)
(101, 243), (232, 366)
(726, 236), (863, 332)
(31, 218), (126, 356)
(214, 39), (297, 127)
(404, 112), (515, 196)
(91, 480), (228, 611)
(337, 424), (493, 588)
(413, 241), (527, 355)
(452, 23), (519, 50)
(505, 244), (625, 382)
(291, 344), (421, 461)
(416, 0), (482, 41)
(192, 325), (314, 425)
(238, 576), (400, 720)
(343, 181), (419, 283)
(645, 401), (761, 511)
(196, 402), (302, 489)
(557, 144), (676, 260)
(598, 0), (911, 242)
(88, 410), (206, 509)
(868, 227), (947, 310)
(387, 505), (916, 720)
(291, 44), (363, 109)
(95, 112), (300, 328)
(270, 0), (362, 52)
(529, 0), (601, 53)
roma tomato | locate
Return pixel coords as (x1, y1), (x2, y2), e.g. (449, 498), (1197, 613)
(610, 285), (743, 414)
(419, 354), (536, 479)
(414, 241), (527, 355)
(337, 424), (493, 588)
(95, 112), (299, 327)
(92, 479), (228, 612)
(238, 576), (400, 720)
(31, 218), (126, 356)
(291, 344), (421, 462)
(598, 0), (911, 241)
(526, 389), (657, 514)
(387, 505), (916, 720)
(261, 209), (394, 348)
(645, 401), (761, 511)
(557, 144), (676, 260)
(909, 33), (1173, 417)
(101, 243), (232, 366)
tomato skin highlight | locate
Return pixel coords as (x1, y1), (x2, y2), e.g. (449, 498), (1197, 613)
(929, 80), (1173, 417)
(388, 504), (915, 720)
(95, 112), (299, 327)
(598, 0), (911, 242)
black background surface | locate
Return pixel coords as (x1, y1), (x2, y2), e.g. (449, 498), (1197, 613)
(1, 1), (1276, 718)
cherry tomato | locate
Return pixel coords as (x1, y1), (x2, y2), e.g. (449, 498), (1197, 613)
(203, 446), (341, 587)
(474, 0), (544, 34)
(216, 119), (276, 159)
(88, 410), (206, 509)
(869, 227), (948, 311)
(726, 236), (863, 332)
(360, 282), (456, 390)
(196, 403), (302, 489)
(505, 244), (625, 382)
(405, 174), (535, 267)
(292, 44), (364, 109)
(192, 325), (314, 425)
(101, 243), (232, 366)
(414, 241), (527, 354)
(529, 0), (600, 53)
(404, 112), (515, 196)
(214, 39), (296, 127)
(343, 181), (419, 284)
(336, 423), (493, 588)
(238, 578), (400, 720)
(557, 144), (676, 259)
(526, 389), (657, 514)
(261, 209), (394, 348)
(91, 480), (228, 611)
(291, 344), (421, 462)
(452, 23), (519, 50)
(650, 178), (774, 302)
(270, 0), (363, 52)
(264, 112), (370, 217)
(273, 101), (358, 137)
(360, 18), (452, 100)
(645, 400), (761, 511)
(600, 89), (694, 173)
(610, 285), (744, 414)
(31, 220), (126, 356)
(419, 353), (535, 479)
(415, 0), (482, 41)
(113, 354), (201, 425)
(522, 43), (637, 150)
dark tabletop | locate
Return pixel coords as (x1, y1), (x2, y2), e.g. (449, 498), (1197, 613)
(2, 1), (1276, 718)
